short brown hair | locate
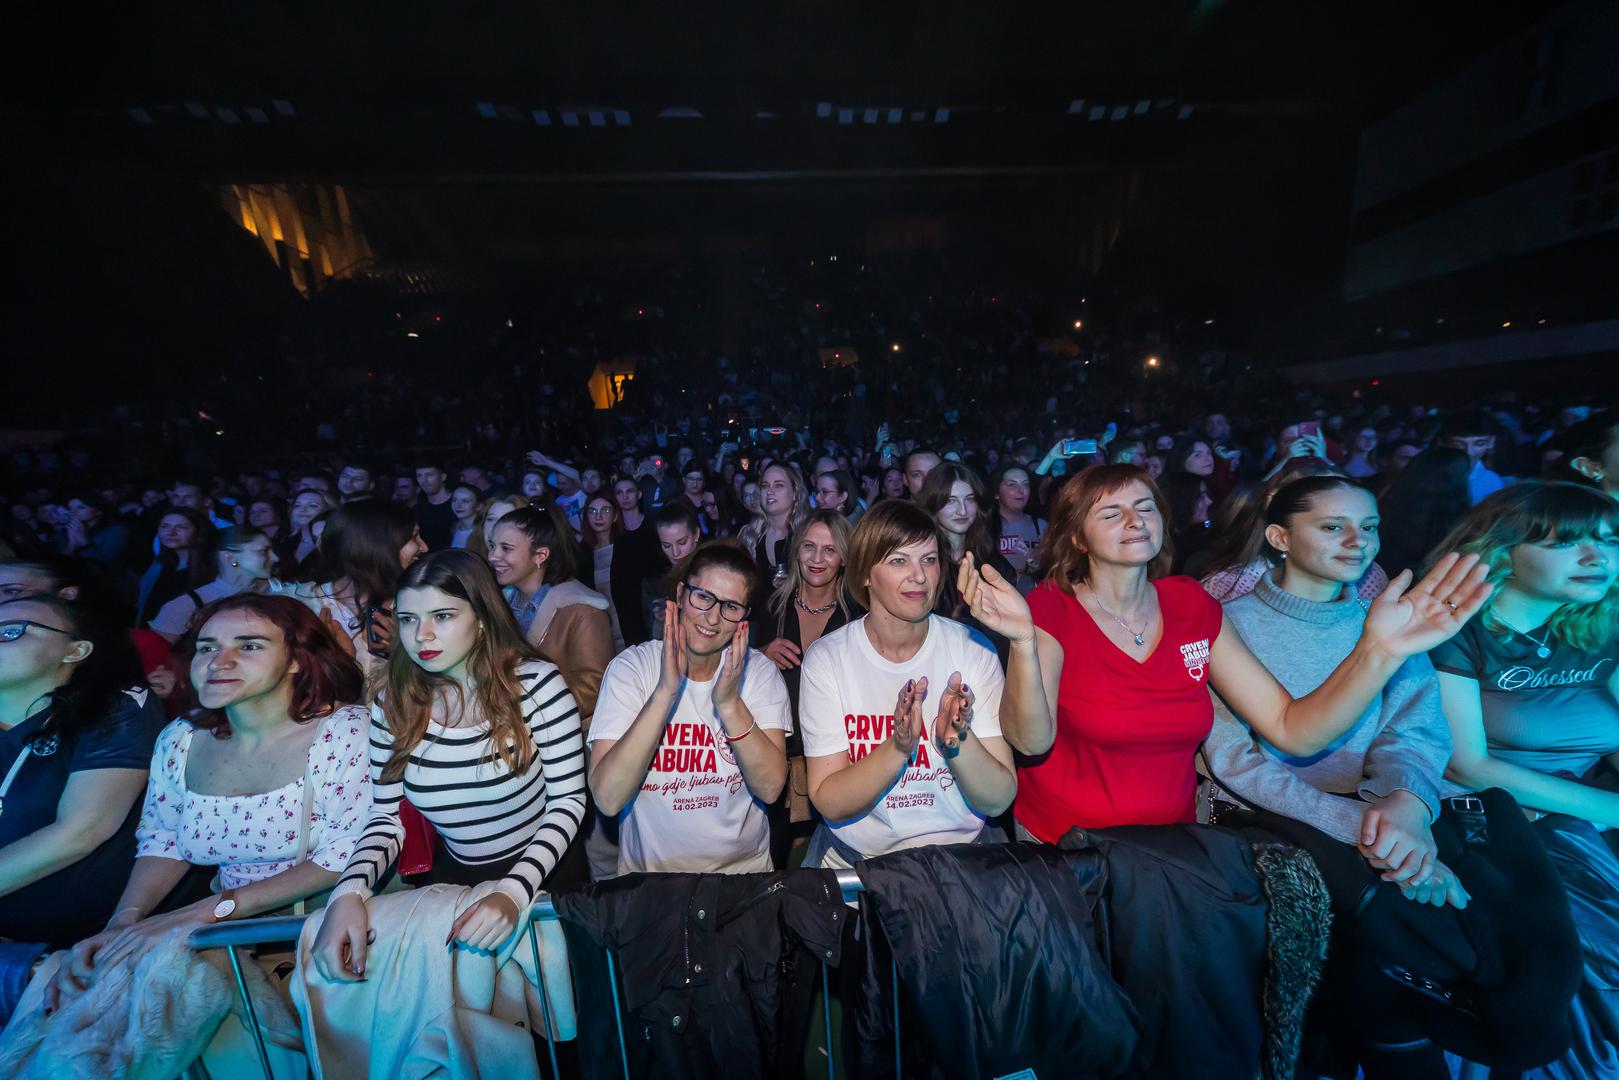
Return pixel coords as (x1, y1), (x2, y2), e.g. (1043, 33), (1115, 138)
(1038, 464), (1173, 586)
(844, 500), (947, 610)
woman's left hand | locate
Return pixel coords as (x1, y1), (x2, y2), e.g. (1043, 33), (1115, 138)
(932, 672), (975, 755)
(711, 620), (749, 709)
(448, 893), (521, 953)
(1360, 552), (1492, 660)
(94, 903), (211, 972)
(957, 554), (1034, 645)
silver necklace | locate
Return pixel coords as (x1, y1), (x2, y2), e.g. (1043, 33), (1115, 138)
(1517, 624), (1554, 660)
(1086, 585), (1150, 647)
(795, 590), (837, 616)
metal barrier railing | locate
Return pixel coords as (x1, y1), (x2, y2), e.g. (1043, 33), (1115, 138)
(189, 868), (871, 1080)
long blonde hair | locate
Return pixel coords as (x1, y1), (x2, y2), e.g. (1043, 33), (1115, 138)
(739, 462), (808, 552)
(1430, 481), (1619, 651)
(767, 510), (853, 635)
(380, 550), (541, 783)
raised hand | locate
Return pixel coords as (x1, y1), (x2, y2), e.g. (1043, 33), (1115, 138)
(657, 599), (689, 695)
(712, 620), (749, 709)
(957, 553), (1034, 644)
(890, 676), (926, 760)
(1361, 552), (1493, 660)
(932, 671), (974, 755)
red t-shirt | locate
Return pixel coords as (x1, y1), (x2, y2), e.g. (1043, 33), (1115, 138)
(1016, 576), (1222, 842)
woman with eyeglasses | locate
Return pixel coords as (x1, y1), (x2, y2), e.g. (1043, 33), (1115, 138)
(588, 541), (791, 876)
(0, 597), (164, 1027)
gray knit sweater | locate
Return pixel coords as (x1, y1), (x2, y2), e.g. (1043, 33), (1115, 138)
(1202, 570), (1451, 844)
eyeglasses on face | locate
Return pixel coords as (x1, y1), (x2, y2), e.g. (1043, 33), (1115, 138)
(681, 583), (749, 623)
(0, 620), (72, 642)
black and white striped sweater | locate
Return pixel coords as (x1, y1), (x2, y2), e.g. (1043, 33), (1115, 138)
(332, 659), (587, 910)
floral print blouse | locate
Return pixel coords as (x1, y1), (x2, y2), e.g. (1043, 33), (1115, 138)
(135, 706), (373, 890)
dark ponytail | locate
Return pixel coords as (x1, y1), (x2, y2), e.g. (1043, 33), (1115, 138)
(1262, 476), (1364, 565)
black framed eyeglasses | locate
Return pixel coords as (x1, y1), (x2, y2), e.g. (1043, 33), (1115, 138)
(681, 583), (750, 623)
(0, 620), (72, 642)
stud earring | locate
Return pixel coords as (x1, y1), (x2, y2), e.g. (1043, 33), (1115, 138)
(231, 560), (240, 568)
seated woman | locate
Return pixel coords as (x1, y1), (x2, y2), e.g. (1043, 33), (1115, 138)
(754, 510), (858, 865)
(148, 526), (279, 643)
(278, 490), (335, 581)
(1199, 458), (1391, 602)
(448, 485), (478, 549)
(466, 492), (528, 561)
(1202, 477), (1576, 1076)
(1, 594), (371, 1075)
(986, 463), (1046, 593)
(297, 500), (428, 683)
(798, 501), (1031, 868)
(488, 506), (613, 727)
(588, 542), (791, 876)
(1430, 481), (1619, 1080)
(918, 462), (1019, 662)
(0, 596), (165, 1026)
(1014, 463), (1491, 843)
(313, 550), (587, 977)
(133, 508), (216, 629)
(582, 493), (627, 653)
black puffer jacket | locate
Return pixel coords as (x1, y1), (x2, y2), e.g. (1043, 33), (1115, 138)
(553, 868), (846, 1080)
(849, 842), (1140, 1080)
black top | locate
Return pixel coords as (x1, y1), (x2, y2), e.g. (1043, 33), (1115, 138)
(0, 687), (167, 947)
(414, 495), (459, 551)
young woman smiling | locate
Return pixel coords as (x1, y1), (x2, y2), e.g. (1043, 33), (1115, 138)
(314, 550), (587, 975)
(1013, 463), (1492, 844)
(1200, 477), (1579, 1076)
(1429, 482), (1619, 1080)
(487, 507), (612, 727)
(15, 595), (370, 1068)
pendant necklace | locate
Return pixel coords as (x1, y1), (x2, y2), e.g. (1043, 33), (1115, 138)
(1518, 624), (1553, 660)
(1086, 585), (1149, 647)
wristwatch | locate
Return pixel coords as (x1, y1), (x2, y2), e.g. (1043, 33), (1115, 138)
(212, 888), (240, 922)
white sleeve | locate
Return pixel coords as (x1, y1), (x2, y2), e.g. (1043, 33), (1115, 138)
(797, 640), (851, 759)
(148, 595), (198, 638)
(964, 631), (1005, 739)
(588, 647), (650, 745)
(134, 722), (190, 862)
(741, 651), (793, 732)
(305, 708), (375, 874)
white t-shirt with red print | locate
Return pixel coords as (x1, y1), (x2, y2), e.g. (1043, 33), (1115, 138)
(589, 640), (792, 876)
(799, 615), (1005, 859)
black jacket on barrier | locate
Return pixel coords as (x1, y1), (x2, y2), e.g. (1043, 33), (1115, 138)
(848, 842), (1142, 1080)
(851, 830), (1328, 1080)
(552, 867), (845, 1080)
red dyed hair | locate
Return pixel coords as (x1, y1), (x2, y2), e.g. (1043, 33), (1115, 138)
(179, 593), (364, 738)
